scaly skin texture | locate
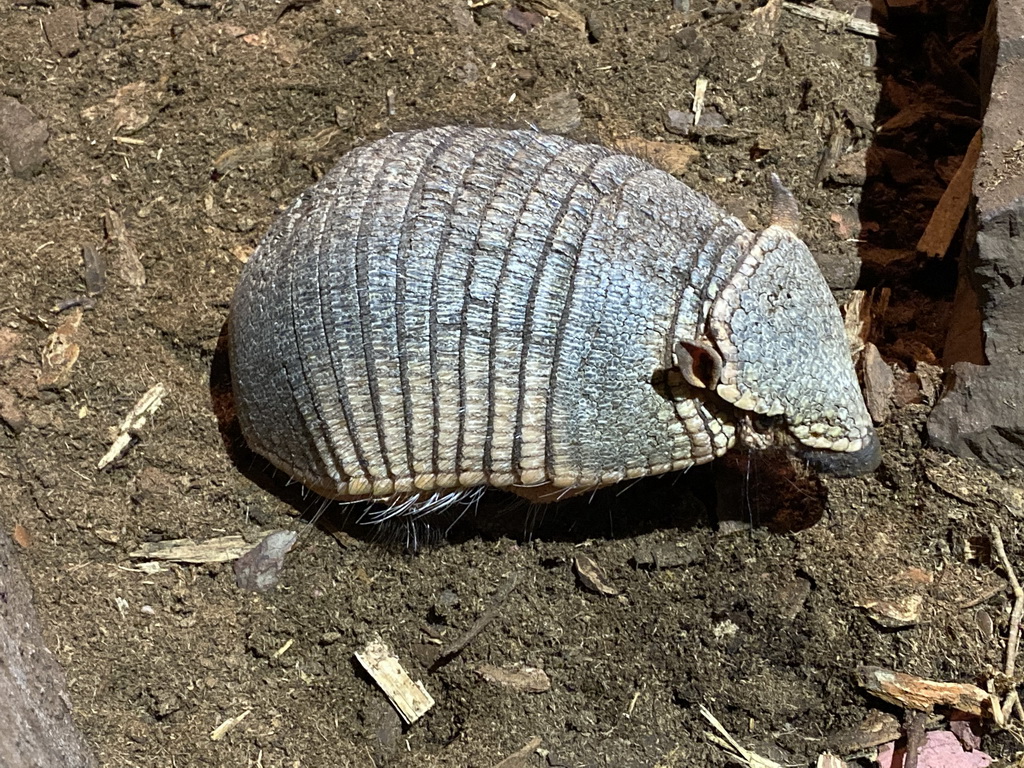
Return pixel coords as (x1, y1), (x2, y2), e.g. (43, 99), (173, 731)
(228, 126), (879, 506)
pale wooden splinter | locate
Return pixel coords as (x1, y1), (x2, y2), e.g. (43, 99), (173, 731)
(354, 639), (435, 724)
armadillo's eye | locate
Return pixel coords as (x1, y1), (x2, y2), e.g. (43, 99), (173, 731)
(751, 413), (780, 434)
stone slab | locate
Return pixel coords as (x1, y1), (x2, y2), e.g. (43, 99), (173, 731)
(0, 533), (96, 768)
(927, 0), (1024, 473)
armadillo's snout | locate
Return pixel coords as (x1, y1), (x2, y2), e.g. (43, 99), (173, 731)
(800, 431), (881, 477)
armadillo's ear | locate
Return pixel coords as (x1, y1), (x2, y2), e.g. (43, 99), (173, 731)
(674, 340), (722, 390)
(769, 173), (800, 234)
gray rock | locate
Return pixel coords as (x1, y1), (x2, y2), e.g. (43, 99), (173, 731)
(0, 533), (96, 768)
(533, 90), (582, 134)
(0, 97), (50, 179)
(927, 0), (1024, 474)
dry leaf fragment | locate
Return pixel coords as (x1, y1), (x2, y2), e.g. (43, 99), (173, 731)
(828, 709), (901, 753)
(241, 29), (301, 66)
(522, 0), (586, 32)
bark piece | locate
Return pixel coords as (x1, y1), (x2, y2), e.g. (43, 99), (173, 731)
(856, 666), (991, 715)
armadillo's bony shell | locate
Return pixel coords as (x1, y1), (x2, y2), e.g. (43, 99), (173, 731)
(228, 126), (879, 505)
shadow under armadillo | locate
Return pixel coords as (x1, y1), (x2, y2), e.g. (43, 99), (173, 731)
(210, 320), (828, 550)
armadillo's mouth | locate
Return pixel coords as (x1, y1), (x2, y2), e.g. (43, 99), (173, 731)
(798, 431), (881, 477)
(732, 412), (882, 477)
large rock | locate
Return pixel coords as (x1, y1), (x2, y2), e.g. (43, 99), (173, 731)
(927, 0), (1024, 473)
(0, 97), (50, 179)
(0, 533), (96, 768)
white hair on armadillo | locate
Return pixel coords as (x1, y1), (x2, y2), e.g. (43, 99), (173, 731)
(228, 126), (880, 515)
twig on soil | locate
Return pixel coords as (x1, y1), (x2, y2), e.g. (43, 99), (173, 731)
(97, 382), (167, 469)
(990, 524), (1023, 680)
(210, 709), (251, 741)
(699, 706), (785, 768)
(128, 531), (287, 565)
(490, 736), (542, 768)
(431, 573), (519, 670)
(959, 584), (1007, 609)
(903, 709), (928, 768)
(782, 2), (888, 39)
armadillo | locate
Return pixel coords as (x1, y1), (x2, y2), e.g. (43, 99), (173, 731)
(228, 126), (880, 511)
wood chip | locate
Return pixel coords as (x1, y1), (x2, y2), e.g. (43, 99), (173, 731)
(355, 639), (435, 725)
(856, 666), (991, 715)
(82, 244), (106, 297)
(574, 553), (620, 596)
(97, 382), (167, 469)
(828, 709), (902, 753)
(692, 77), (709, 128)
(743, 0), (782, 79)
(475, 664), (551, 693)
(129, 531), (286, 564)
(38, 307), (83, 389)
(103, 209), (146, 287)
(917, 129), (983, 258)
(782, 1), (888, 38)
(861, 342), (894, 425)
(209, 709), (250, 741)
(856, 593), (923, 628)
(841, 288), (890, 362)
(841, 290), (870, 360)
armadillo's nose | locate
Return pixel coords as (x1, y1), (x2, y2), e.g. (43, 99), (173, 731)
(801, 431), (881, 477)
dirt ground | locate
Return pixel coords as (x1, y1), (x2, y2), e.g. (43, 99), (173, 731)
(2, 0), (1022, 766)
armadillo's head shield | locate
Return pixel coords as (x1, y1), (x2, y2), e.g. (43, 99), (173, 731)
(706, 223), (880, 476)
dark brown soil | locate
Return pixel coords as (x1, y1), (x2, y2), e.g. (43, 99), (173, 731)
(2, 0), (1021, 766)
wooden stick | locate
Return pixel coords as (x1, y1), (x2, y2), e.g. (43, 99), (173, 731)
(431, 573), (518, 669)
(917, 130), (983, 258)
(991, 525), (1023, 679)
